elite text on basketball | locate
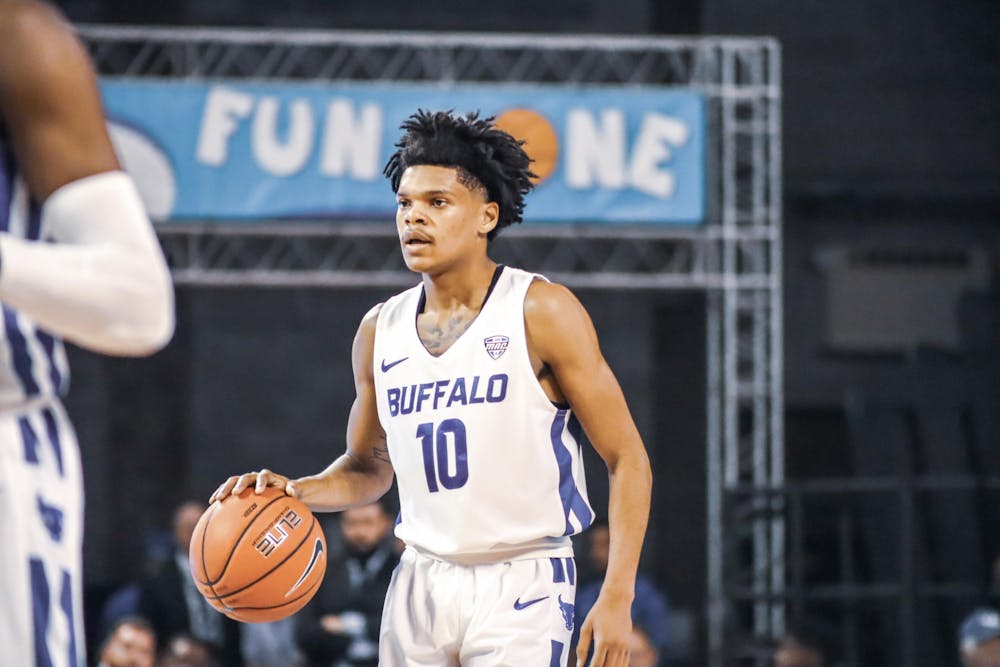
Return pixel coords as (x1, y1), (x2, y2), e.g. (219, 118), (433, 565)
(253, 508), (303, 558)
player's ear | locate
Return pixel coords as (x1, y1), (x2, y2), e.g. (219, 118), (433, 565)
(478, 201), (499, 237)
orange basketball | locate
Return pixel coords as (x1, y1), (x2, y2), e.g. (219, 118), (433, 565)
(189, 487), (327, 623)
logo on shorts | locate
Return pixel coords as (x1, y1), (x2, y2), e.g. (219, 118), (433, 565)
(513, 595), (549, 610)
(484, 335), (509, 360)
(558, 595), (575, 632)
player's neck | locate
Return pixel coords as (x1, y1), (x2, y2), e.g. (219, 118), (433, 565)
(420, 257), (498, 314)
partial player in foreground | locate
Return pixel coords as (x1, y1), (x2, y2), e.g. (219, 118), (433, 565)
(0, 2), (174, 665)
(212, 110), (651, 667)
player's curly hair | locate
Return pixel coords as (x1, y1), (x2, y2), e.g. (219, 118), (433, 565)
(383, 110), (536, 240)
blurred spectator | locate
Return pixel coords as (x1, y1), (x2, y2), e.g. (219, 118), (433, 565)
(627, 624), (659, 667)
(98, 584), (143, 650)
(574, 518), (670, 654)
(98, 532), (175, 643)
(97, 615), (156, 667)
(295, 500), (399, 667)
(774, 617), (838, 667)
(241, 617), (301, 667)
(959, 608), (1000, 667)
(139, 500), (243, 667)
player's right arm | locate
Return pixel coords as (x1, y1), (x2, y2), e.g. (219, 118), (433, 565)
(0, 1), (174, 356)
(211, 305), (395, 511)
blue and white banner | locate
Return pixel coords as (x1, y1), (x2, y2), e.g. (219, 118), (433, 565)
(101, 80), (705, 224)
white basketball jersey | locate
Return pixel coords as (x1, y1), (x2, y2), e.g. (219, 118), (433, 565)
(373, 266), (594, 563)
(0, 136), (70, 408)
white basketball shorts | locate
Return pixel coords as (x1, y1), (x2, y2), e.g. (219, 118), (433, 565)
(379, 547), (578, 666)
(0, 398), (85, 667)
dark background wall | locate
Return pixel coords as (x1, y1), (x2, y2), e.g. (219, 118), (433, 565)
(55, 0), (998, 663)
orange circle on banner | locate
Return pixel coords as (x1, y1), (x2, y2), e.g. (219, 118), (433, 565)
(495, 108), (559, 184)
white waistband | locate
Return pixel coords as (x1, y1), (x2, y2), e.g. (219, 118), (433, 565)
(404, 539), (575, 566)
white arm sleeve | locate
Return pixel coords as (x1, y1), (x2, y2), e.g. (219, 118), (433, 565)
(0, 171), (175, 356)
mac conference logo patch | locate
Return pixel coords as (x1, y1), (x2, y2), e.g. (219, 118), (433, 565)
(484, 335), (510, 360)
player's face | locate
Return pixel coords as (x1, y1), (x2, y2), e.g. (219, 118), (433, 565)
(395, 165), (499, 275)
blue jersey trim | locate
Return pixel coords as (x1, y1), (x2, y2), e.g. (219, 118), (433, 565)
(59, 570), (78, 667)
(19, 416), (40, 464)
(549, 409), (594, 535)
(567, 415), (594, 531)
(551, 557), (576, 586)
(550, 557), (566, 583)
(30, 558), (54, 667)
(550, 639), (564, 667)
(36, 330), (66, 395)
(4, 306), (39, 396)
(36, 495), (65, 543)
(41, 408), (64, 477)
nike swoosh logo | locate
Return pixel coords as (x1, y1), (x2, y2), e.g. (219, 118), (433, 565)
(381, 357), (408, 372)
(286, 538), (324, 597)
(513, 595), (549, 610)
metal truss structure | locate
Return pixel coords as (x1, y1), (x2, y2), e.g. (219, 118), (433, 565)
(79, 26), (783, 665)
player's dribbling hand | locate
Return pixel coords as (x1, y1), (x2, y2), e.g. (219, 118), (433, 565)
(575, 592), (632, 667)
(209, 468), (298, 503)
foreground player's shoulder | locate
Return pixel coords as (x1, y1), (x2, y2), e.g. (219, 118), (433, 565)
(361, 302), (384, 326)
(0, 1), (81, 82)
(0, 0), (61, 35)
(355, 303), (384, 345)
(525, 278), (590, 327)
(0, 0), (118, 199)
(352, 303), (384, 379)
(524, 278), (599, 357)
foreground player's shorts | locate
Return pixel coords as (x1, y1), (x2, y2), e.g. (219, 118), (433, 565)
(380, 547), (578, 666)
(0, 398), (85, 667)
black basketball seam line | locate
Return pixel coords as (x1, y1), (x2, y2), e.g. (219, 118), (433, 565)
(205, 514), (319, 601)
(197, 492), (291, 587)
(199, 502), (223, 601)
(223, 565), (325, 614)
(227, 575), (321, 614)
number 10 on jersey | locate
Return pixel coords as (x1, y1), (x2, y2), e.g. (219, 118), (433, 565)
(417, 419), (469, 492)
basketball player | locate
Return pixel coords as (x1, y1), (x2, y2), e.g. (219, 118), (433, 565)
(213, 111), (651, 667)
(0, 2), (175, 666)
